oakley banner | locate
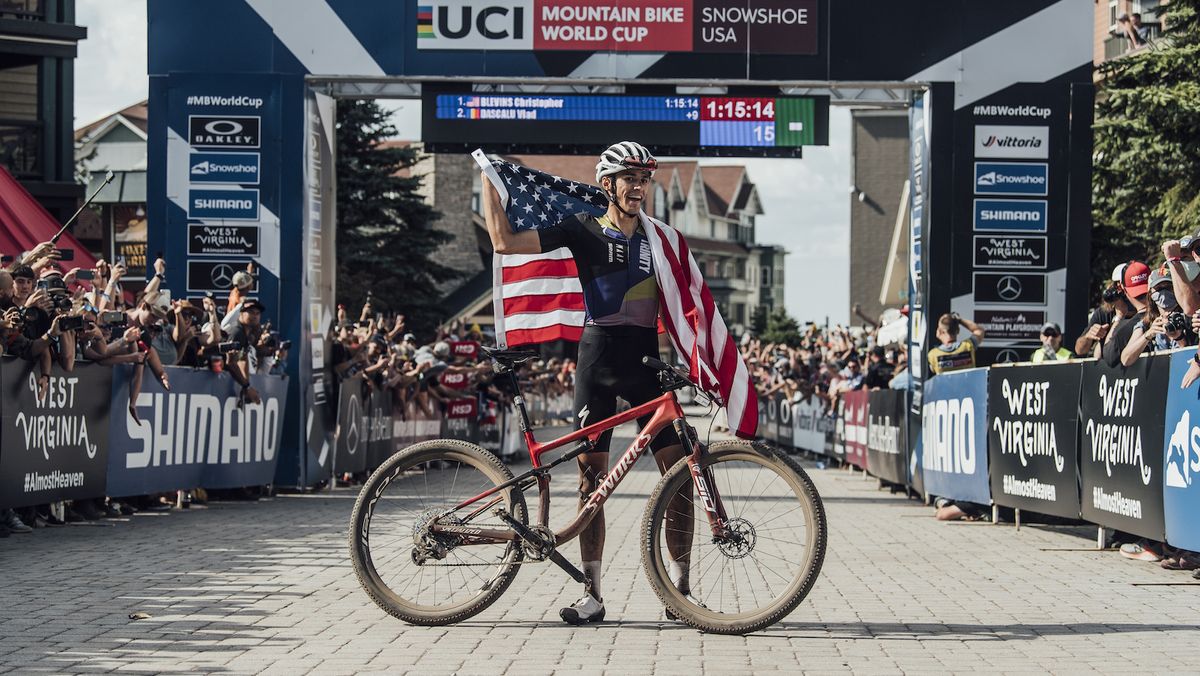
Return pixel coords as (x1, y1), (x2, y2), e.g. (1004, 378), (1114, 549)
(0, 358), (112, 509)
(920, 369), (990, 504)
(841, 389), (868, 469)
(987, 363), (1082, 518)
(1078, 355), (1169, 541)
(866, 389), (906, 485)
(1160, 350), (1200, 551)
(106, 366), (287, 496)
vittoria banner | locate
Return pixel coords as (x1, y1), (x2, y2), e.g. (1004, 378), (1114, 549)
(1078, 355), (1169, 540)
(987, 363), (1082, 518)
(0, 358), (112, 509)
(105, 366), (288, 496)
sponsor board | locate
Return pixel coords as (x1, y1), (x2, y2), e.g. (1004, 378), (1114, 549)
(0, 358), (112, 509)
(1079, 355), (1169, 540)
(866, 390), (907, 485)
(973, 235), (1047, 269)
(415, 0), (818, 54)
(973, 199), (1047, 232)
(189, 152), (261, 184)
(1161, 350), (1200, 551)
(106, 367), (288, 496)
(186, 260), (260, 293)
(920, 368), (990, 504)
(973, 125), (1049, 159)
(790, 394), (827, 454)
(971, 104), (1053, 119)
(188, 224), (260, 256)
(974, 162), (1048, 196)
(974, 309), (1046, 342)
(188, 188), (260, 221)
(841, 389), (868, 468)
(987, 362), (1083, 518)
(188, 115), (261, 149)
(974, 272), (1047, 305)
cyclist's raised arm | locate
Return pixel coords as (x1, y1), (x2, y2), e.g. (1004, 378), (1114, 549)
(482, 172), (542, 255)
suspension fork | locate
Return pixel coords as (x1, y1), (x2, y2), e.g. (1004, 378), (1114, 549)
(673, 419), (731, 538)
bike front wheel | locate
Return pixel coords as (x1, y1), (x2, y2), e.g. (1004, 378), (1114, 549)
(641, 440), (827, 634)
(349, 439), (527, 626)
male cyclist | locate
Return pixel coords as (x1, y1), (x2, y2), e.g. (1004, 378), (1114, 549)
(481, 141), (694, 625)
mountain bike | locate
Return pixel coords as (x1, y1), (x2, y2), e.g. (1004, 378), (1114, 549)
(348, 347), (826, 634)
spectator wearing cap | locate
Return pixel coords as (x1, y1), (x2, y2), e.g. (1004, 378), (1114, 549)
(1122, 265), (1194, 366)
(1074, 264), (1130, 359)
(1162, 235), (1200, 315)
(927, 312), (985, 375)
(1104, 261), (1152, 367)
(862, 346), (894, 389)
(1031, 323), (1073, 363)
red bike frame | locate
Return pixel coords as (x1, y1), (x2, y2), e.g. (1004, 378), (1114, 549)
(433, 389), (732, 547)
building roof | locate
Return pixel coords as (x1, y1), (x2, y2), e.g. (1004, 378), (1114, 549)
(687, 235), (750, 255)
(75, 100), (148, 142)
(697, 166), (745, 217)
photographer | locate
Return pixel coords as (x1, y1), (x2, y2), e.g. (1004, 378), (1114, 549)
(1121, 266), (1194, 366)
(926, 312), (985, 375)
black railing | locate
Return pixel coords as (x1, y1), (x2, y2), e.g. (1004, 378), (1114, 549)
(0, 0), (45, 19)
(0, 119), (41, 177)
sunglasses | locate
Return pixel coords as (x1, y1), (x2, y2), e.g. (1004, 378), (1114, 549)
(1042, 330), (1060, 337)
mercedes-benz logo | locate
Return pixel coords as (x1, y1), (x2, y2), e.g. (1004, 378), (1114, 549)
(345, 395), (361, 454)
(211, 263), (235, 289)
(997, 275), (1022, 301)
(996, 349), (1022, 364)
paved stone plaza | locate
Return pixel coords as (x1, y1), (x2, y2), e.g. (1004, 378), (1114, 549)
(2, 415), (1200, 675)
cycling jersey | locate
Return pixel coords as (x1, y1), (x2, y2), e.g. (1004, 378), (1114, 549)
(537, 214), (658, 329)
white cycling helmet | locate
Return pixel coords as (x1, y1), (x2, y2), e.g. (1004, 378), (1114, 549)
(595, 141), (658, 184)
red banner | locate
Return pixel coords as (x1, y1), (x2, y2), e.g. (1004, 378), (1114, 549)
(842, 389), (869, 469)
(446, 398), (479, 419)
(450, 340), (479, 360)
(439, 370), (471, 390)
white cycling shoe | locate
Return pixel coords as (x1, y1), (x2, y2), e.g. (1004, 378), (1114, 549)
(559, 594), (606, 625)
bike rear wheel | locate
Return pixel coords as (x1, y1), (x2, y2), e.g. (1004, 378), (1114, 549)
(349, 439), (527, 625)
(641, 440), (826, 634)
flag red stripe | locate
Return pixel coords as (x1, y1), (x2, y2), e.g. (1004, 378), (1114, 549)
(501, 258), (579, 284)
(503, 293), (584, 315)
(505, 324), (583, 346)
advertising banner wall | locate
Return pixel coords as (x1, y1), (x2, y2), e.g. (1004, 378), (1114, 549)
(443, 397), (480, 444)
(921, 369), (990, 504)
(841, 389), (868, 468)
(775, 394), (791, 447)
(1078, 355), (1168, 540)
(866, 389), (906, 484)
(334, 376), (369, 474)
(0, 358), (112, 509)
(366, 389), (395, 469)
(988, 362), (1082, 518)
(106, 367), (288, 496)
(1163, 350), (1200, 551)
(479, 401), (503, 457)
(790, 395), (826, 454)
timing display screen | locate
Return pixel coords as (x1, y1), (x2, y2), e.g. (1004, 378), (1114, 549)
(422, 90), (827, 157)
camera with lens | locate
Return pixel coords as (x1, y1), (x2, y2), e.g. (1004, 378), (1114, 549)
(278, 339), (292, 351)
(1102, 284), (1123, 304)
(99, 310), (127, 330)
(1166, 311), (1189, 334)
(36, 277), (73, 313)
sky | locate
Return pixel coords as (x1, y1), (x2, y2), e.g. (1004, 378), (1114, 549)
(73, 0), (852, 324)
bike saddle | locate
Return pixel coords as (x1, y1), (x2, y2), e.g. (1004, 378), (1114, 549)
(481, 345), (539, 368)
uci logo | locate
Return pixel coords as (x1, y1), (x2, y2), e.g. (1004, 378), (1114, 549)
(1166, 410), (1200, 489)
(417, 1), (532, 50)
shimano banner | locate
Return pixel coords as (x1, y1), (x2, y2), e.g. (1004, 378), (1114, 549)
(841, 389), (869, 469)
(988, 363), (1082, 518)
(921, 369), (990, 504)
(866, 390), (906, 484)
(106, 367), (288, 496)
(1160, 351), (1200, 551)
(0, 358), (112, 509)
(334, 376), (369, 475)
(1078, 355), (1168, 541)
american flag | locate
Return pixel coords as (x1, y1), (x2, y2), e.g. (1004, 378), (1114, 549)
(473, 151), (759, 439)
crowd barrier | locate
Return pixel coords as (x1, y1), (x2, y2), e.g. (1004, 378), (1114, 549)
(756, 349), (1200, 553)
(0, 356), (288, 509)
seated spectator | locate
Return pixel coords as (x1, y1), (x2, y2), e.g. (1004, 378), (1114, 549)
(926, 312), (984, 375)
(1031, 322), (1073, 363)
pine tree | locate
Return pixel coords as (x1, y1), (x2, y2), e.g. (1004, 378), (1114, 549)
(335, 100), (457, 336)
(750, 305), (769, 336)
(1092, 1), (1200, 292)
(762, 308), (803, 347)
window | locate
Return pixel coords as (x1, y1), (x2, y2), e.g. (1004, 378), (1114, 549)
(734, 303), (745, 324)
(761, 267), (772, 287)
(776, 268), (784, 286)
(654, 184), (667, 221)
(1109, 0), (1119, 30)
(735, 259), (746, 279)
